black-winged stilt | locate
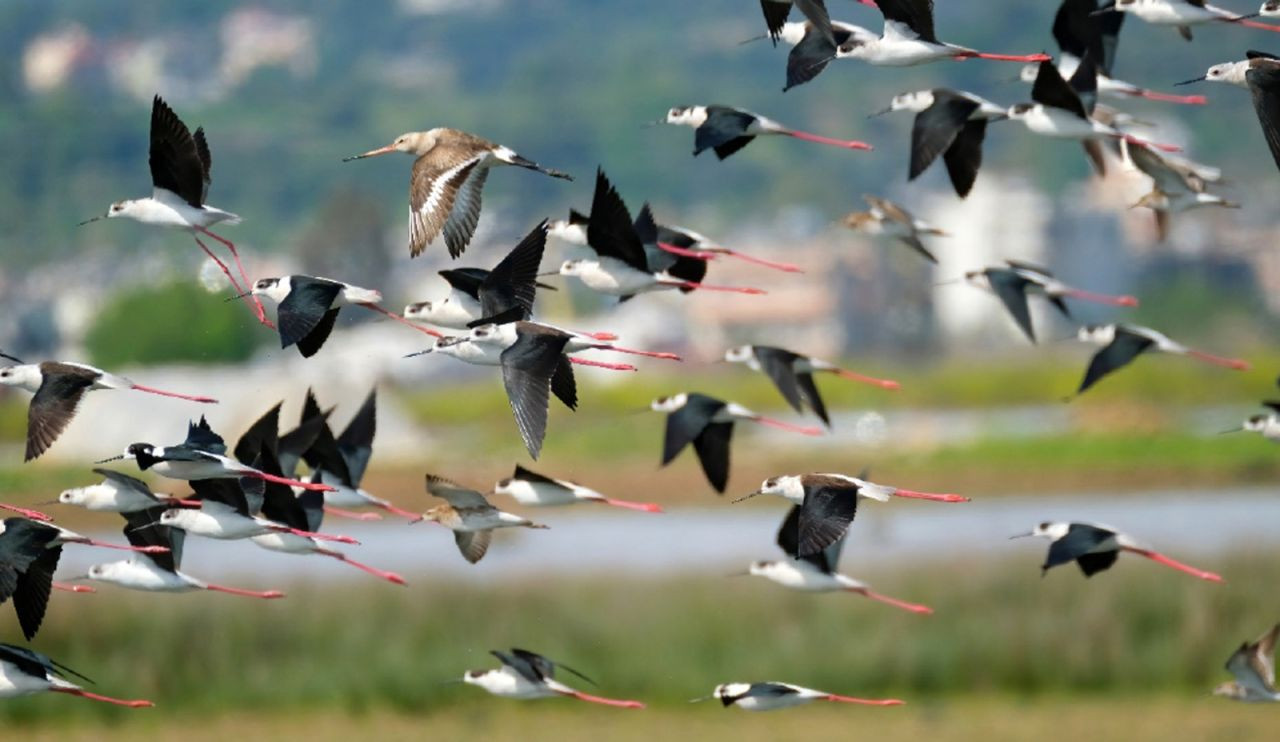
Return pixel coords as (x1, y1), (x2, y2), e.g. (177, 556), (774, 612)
(0, 644), (152, 707)
(658, 105), (872, 159)
(1095, 0), (1280, 40)
(493, 464), (663, 512)
(955, 261), (1138, 343)
(835, 0), (1051, 66)
(692, 681), (904, 711)
(462, 648), (644, 708)
(1011, 521), (1223, 581)
(0, 517), (65, 639)
(55, 468), (194, 513)
(870, 88), (1008, 197)
(1073, 323), (1249, 395)
(724, 345), (899, 428)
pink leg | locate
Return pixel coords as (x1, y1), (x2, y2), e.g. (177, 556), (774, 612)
(130, 384), (218, 404)
(167, 498), (203, 508)
(824, 694), (906, 706)
(890, 488), (970, 503)
(661, 280), (766, 295)
(317, 549), (407, 585)
(52, 582), (96, 593)
(251, 471), (336, 492)
(591, 344), (682, 361)
(1121, 134), (1181, 153)
(785, 130), (873, 151)
(594, 497), (664, 513)
(78, 539), (170, 554)
(51, 688), (153, 708)
(197, 227), (254, 296)
(569, 357), (636, 372)
(1061, 289), (1139, 307)
(1123, 547), (1223, 582)
(709, 248), (804, 273)
(830, 368), (901, 391)
(1236, 18), (1280, 32)
(749, 416), (825, 436)
(266, 524), (359, 545)
(562, 690), (646, 709)
(0, 503), (51, 521)
(194, 235), (274, 328)
(656, 242), (715, 261)
(850, 588), (934, 615)
(1137, 89), (1207, 105)
(582, 331), (618, 342)
(357, 302), (444, 338)
(374, 501), (423, 520)
(1186, 350), (1250, 371)
(204, 583), (286, 599)
(956, 51), (1051, 63)
(323, 505), (383, 521)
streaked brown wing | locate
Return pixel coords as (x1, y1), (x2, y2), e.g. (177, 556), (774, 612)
(454, 529), (491, 564)
(864, 195), (912, 228)
(424, 474), (491, 508)
(409, 145), (487, 258)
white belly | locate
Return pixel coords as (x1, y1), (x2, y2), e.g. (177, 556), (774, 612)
(576, 261), (658, 295)
(0, 664), (50, 698)
(735, 694), (810, 711)
(251, 531), (317, 553)
(1024, 109), (1109, 140)
(505, 481), (580, 506)
(1131, 4), (1217, 24)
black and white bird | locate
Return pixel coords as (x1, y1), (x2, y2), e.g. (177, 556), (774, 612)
(0, 517), (64, 640)
(957, 261), (1138, 343)
(79, 507), (286, 599)
(78, 95), (267, 325)
(493, 464), (663, 512)
(555, 170), (764, 298)
(740, 504), (935, 614)
(1097, 0), (1280, 40)
(839, 195), (947, 263)
(1022, 0), (1207, 105)
(746, 19), (877, 91)
(0, 351), (216, 461)
(461, 648), (645, 708)
(404, 221), (553, 329)
(734, 473), (967, 556)
(0, 644), (152, 707)
(833, 0), (1051, 66)
(343, 128), (571, 258)
(1176, 51), (1279, 89)
(1074, 324), (1249, 396)
(1124, 143), (1236, 241)
(692, 680), (904, 711)
(1174, 52), (1280, 171)
(415, 475), (548, 564)
(723, 345), (899, 427)
(249, 275), (425, 358)
(1228, 385), (1280, 440)
(1214, 622), (1280, 702)
(650, 393), (823, 493)
(870, 88), (1008, 197)
(658, 105), (872, 159)
(101, 416), (335, 492)
(56, 468), (195, 513)
(1011, 521), (1223, 581)
(647, 215), (803, 273)
(756, 0), (843, 47)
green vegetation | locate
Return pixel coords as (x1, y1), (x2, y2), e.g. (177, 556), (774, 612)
(83, 281), (263, 367)
(3, 551), (1276, 727)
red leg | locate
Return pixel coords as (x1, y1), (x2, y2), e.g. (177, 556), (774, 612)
(1137, 90), (1206, 105)
(252, 471), (335, 492)
(1186, 350), (1250, 371)
(194, 235), (273, 328)
(824, 694), (906, 706)
(562, 690), (646, 709)
(204, 583), (286, 599)
(830, 368), (901, 390)
(130, 384), (218, 404)
(749, 416), (824, 436)
(324, 505), (384, 521)
(785, 130), (873, 151)
(317, 549), (406, 585)
(568, 357), (636, 372)
(890, 488), (970, 503)
(0, 503), (52, 521)
(357, 302), (444, 338)
(52, 582), (96, 593)
(1122, 134), (1181, 153)
(851, 588), (934, 614)
(662, 280), (766, 294)
(1123, 547), (1223, 582)
(374, 501), (423, 520)
(51, 688), (153, 707)
(1061, 289), (1139, 307)
(596, 497), (663, 513)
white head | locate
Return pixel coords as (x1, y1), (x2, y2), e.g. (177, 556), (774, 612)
(663, 106), (708, 127)
(754, 475), (805, 502)
(57, 484), (106, 507)
(85, 561), (128, 582)
(1242, 414), (1272, 433)
(884, 90), (935, 115)
(712, 683), (751, 702)
(1025, 521), (1070, 540)
(0, 364), (43, 393)
(105, 200), (144, 219)
(650, 393), (689, 412)
(723, 345), (754, 364)
(468, 323), (511, 346)
(1018, 64), (1039, 84)
(547, 215), (589, 246)
(1264, 0), (1280, 18)
(962, 269), (990, 290)
(251, 277), (291, 303)
(747, 560), (782, 579)
(1077, 324), (1117, 344)
(462, 668), (501, 691)
(558, 259), (594, 277)
(403, 300), (433, 320)
(157, 509), (191, 528)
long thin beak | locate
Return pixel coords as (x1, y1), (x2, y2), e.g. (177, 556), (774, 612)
(1174, 76), (1206, 86)
(536, 271), (561, 278)
(95, 454), (126, 464)
(738, 33), (768, 46)
(688, 695), (713, 703)
(404, 348), (434, 358)
(62, 574), (91, 582)
(1008, 532), (1034, 540)
(1235, 12), (1261, 20)
(867, 107), (893, 118)
(77, 216), (103, 226)
(725, 570), (751, 577)
(1218, 426), (1244, 435)
(641, 119), (666, 128)
(128, 521), (162, 533)
(342, 145), (396, 162)
(34, 500), (59, 506)
(731, 490), (764, 504)
(224, 289), (254, 303)
(438, 678), (466, 686)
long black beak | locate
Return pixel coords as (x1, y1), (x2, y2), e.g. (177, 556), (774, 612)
(1008, 532), (1034, 540)
(404, 348), (434, 358)
(95, 454), (125, 464)
(688, 695), (713, 703)
(1174, 76), (1206, 86)
(536, 271), (561, 278)
(1218, 426), (1245, 435)
(1234, 12), (1262, 20)
(78, 216), (103, 226)
(224, 289), (254, 303)
(738, 33), (768, 46)
(867, 107), (893, 118)
(641, 119), (666, 128)
(129, 520), (162, 533)
(730, 490), (764, 504)
(1089, 2), (1117, 16)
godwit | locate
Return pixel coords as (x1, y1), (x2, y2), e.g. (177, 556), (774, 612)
(839, 195), (946, 264)
(1214, 622), (1280, 701)
(1124, 142), (1237, 241)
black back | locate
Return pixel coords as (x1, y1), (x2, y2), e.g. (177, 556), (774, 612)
(1043, 523), (1117, 574)
(941, 119), (988, 198)
(634, 203), (706, 288)
(1068, 51), (1099, 115)
(122, 507), (183, 572)
(1031, 61), (1089, 119)
(877, 0), (938, 43)
(494, 647), (597, 687)
(1053, 0), (1124, 77)
(1247, 62), (1280, 173)
(725, 682), (801, 706)
(148, 95), (210, 208)
(1076, 327), (1155, 395)
(0, 643), (92, 686)
(278, 392), (331, 479)
(695, 107), (759, 160)
(277, 277), (344, 356)
(437, 268), (488, 300)
(796, 477), (861, 557)
(910, 91), (981, 182)
(777, 504), (846, 574)
(985, 268), (1036, 343)
(661, 393), (727, 466)
(234, 403), (281, 467)
(512, 463), (563, 487)
(751, 346), (805, 414)
(501, 325), (574, 459)
(336, 389), (377, 485)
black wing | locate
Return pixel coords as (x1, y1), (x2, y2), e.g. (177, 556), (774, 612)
(661, 394), (725, 465)
(985, 269), (1036, 343)
(234, 403), (281, 466)
(122, 507), (181, 572)
(910, 92), (980, 181)
(510, 647), (597, 687)
(256, 447), (309, 532)
(302, 401), (354, 488)
(876, 0), (938, 43)
(1053, 0), (1121, 77)
(759, 0), (792, 44)
(794, 372), (830, 427)
(94, 468), (157, 500)
(1075, 549), (1119, 576)
(1031, 60), (1089, 119)
(191, 478), (255, 517)
(696, 107), (759, 158)
(1076, 331), (1155, 394)
(586, 169), (649, 272)
(1247, 63), (1280, 173)
(278, 277), (344, 353)
(24, 366), (97, 462)
(751, 346), (805, 414)
(941, 119), (988, 198)
(797, 480), (860, 558)
(181, 415), (227, 455)
(13, 545), (60, 640)
(1067, 50), (1099, 115)
(776, 505), (845, 573)
(513, 464), (562, 486)
(473, 220), (547, 327)
(437, 267), (488, 300)
(278, 392), (330, 480)
(149, 95), (208, 208)
(336, 389), (377, 485)
(1247, 50), (1280, 61)
(794, 0), (835, 45)
(785, 24), (837, 91)
(550, 355), (578, 411)
(691, 422), (734, 493)
(1044, 523), (1116, 572)
(500, 329), (572, 459)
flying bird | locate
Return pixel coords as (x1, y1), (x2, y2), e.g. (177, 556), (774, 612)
(741, 504), (935, 614)
(0, 517), (64, 640)
(1011, 521), (1223, 581)
(756, 0), (840, 46)
(414, 475), (548, 564)
(839, 195), (946, 263)
(56, 468), (195, 513)
(658, 105), (872, 159)
(0, 644), (152, 707)
(343, 128), (571, 258)
(1096, 0), (1280, 40)
(834, 0), (1051, 66)
(493, 464), (663, 512)
(1214, 622), (1280, 702)
(650, 393), (823, 493)
(78, 95), (267, 325)
(692, 681), (904, 711)
(745, 20), (878, 91)
(957, 261), (1138, 343)
(1074, 323), (1249, 396)
(723, 345), (900, 427)
(0, 351), (216, 462)
(870, 88), (1008, 197)
(1124, 142), (1236, 240)
(461, 648), (645, 708)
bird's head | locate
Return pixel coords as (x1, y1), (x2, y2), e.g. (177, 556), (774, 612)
(1265, 0), (1280, 15)
(1017, 64), (1039, 84)
(1012, 521), (1069, 541)
(747, 560), (777, 578)
(722, 345), (753, 364)
(1212, 681), (1245, 699)
(877, 90), (934, 116)
(251, 277), (288, 303)
(839, 211), (875, 231)
(403, 300), (432, 319)
(753, 475), (803, 502)
(558, 259), (590, 276)
(713, 683), (749, 704)
(662, 106), (707, 127)
(57, 486), (91, 506)
(650, 393), (688, 413)
(1243, 414), (1271, 432)
(0, 364), (41, 392)
(1076, 324), (1116, 344)
(345, 130), (438, 160)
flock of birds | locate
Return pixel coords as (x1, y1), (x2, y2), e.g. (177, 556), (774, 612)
(2, 0), (1280, 715)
